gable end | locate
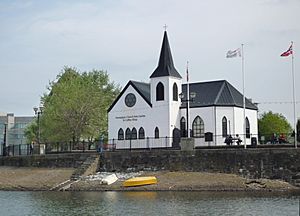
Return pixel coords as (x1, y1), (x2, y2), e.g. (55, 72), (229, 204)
(107, 81), (152, 113)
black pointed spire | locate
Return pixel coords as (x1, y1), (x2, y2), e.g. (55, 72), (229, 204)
(150, 31), (182, 78)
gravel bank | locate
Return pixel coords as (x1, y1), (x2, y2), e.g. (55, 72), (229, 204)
(70, 171), (298, 192)
(0, 167), (298, 192)
(0, 166), (74, 191)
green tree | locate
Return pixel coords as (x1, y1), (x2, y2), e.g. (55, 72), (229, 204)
(258, 111), (292, 142)
(24, 120), (38, 144)
(39, 67), (120, 144)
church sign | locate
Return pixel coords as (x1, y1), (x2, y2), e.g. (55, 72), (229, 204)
(115, 115), (146, 122)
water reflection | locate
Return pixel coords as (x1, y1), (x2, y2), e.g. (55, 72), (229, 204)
(0, 191), (299, 216)
(122, 191), (157, 200)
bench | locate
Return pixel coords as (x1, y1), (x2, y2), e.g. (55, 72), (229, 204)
(224, 136), (242, 146)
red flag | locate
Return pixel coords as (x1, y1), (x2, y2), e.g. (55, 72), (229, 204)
(280, 43), (293, 57)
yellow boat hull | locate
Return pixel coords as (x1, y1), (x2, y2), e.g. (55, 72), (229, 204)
(123, 176), (157, 187)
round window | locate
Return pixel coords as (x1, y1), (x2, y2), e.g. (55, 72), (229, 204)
(125, 93), (136, 107)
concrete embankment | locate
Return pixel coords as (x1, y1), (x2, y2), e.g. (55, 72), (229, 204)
(100, 148), (300, 186)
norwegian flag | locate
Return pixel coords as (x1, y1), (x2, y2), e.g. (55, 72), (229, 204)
(280, 43), (293, 57)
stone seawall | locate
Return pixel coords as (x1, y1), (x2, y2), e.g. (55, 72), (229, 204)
(2, 148), (300, 184)
(100, 148), (300, 183)
(0, 153), (97, 168)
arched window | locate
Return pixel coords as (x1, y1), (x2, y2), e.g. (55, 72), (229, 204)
(180, 117), (187, 137)
(125, 128), (131, 140)
(155, 127), (159, 139)
(246, 117), (250, 138)
(156, 82), (164, 101)
(118, 128), (124, 140)
(138, 127), (145, 139)
(222, 117), (227, 137)
(131, 127), (137, 140)
(173, 83), (178, 101)
(192, 116), (204, 138)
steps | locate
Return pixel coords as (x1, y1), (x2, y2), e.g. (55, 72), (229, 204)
(49, 154), (99, 191)
(70, 154), (99, 180)
(291, 173), (300, 187)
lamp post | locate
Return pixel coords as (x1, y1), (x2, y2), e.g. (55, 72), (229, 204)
(33, 106), (43, 145)
(2, 123), (7, 156)
(179, 91), (196, 138)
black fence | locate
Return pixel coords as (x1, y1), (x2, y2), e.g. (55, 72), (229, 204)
(0, 141), (114, 156)
(1, 144), (32, 156)
(0, 133), (299, 157)
(107, 137), (177, 150)
(258, 132), (299, 144)
(44, 141), (98, 154)
(108, 133), (299, 149)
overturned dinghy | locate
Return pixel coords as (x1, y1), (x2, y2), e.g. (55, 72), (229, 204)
(101, 174), (118, 185)
(123, 176), (157, 187)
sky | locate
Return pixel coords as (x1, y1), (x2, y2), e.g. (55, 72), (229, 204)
(0, 0), (299, 124)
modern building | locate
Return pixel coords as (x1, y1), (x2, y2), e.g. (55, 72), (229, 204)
(0, 113), (34, 148)
(108, 31), (258, 149)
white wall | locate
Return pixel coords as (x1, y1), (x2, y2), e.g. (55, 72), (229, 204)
(181, 106), (215, 147)
(108, 84), (155, 147)
(215, 107), (235, 145)
(109, 81), (258, 149)
(111, 137), (172, 149)
(233, 107), (258, 144)
(184, 106), (258, 146)
(108, 78), (182, 149)
(168, 77), (182, 137)
(149, 76), (182, 137)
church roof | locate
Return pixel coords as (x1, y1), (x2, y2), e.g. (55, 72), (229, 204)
(108, 79), (257, 113)
(181, 80), (258, 110)
(150, 31), (182, 79)
(131, 81), (151, 103)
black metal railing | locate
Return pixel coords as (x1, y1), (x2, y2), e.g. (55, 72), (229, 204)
(0, 133), (299, 157)
(1, 144), (32, 156)
(108, 136), (176, 150)
(44, 141), (98, 154)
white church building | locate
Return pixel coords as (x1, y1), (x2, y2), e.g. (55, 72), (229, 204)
(108, 31), (258, 149)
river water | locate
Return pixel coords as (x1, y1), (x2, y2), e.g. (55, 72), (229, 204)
(0, 191), (299, 216)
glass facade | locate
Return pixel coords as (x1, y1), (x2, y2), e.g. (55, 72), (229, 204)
(0, 114), (34, 146)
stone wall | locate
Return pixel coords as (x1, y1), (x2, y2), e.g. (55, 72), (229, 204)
(0, 153), (97, 168)
(99, 148), (300, 183)
(2, 148), (300, 184)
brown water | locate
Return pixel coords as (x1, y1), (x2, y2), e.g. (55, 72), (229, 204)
(0, 191), (299, 216)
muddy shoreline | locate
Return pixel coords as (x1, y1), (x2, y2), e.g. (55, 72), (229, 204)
(0, 167), (299, 193)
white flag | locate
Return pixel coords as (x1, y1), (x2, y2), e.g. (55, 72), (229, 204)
(226, 48), (241, 58)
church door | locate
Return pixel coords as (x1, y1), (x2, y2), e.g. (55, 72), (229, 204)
(172, 128), (181, 149)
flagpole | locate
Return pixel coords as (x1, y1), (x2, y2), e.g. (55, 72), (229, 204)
(241, 44), (246, 149)
(291, 41), (297, 148)
(187, 61), (190, 138)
